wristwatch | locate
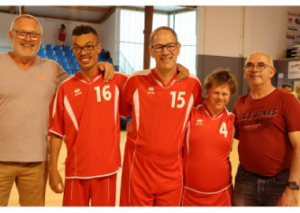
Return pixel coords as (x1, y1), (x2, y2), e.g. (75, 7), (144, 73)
(286, 182), (299, 190)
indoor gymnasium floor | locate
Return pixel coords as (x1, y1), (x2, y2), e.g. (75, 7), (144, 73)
(7, 131), (300, 206)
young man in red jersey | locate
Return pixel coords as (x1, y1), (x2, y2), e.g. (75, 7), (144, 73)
(182, 68), (237, 206)
(119, 26), (203, 206)
(48, 25), (128, 206)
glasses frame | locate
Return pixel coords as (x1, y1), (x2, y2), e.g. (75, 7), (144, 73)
(12, 30), (41, 41)
(71, 45), (98, 54)
(151, 42), (178, 53)
(244, 62), (273, 72)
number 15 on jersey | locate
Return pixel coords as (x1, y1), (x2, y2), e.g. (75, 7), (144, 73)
(170, 91), (186, 108)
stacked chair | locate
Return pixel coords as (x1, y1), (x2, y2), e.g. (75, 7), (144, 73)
(36, 44), (118, 74)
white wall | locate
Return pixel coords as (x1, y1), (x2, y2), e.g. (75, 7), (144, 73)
(197, 6), (300, 60)
(99, 9), (119, 66)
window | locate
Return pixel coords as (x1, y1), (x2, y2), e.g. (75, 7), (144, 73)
(119, 9), (197, 75)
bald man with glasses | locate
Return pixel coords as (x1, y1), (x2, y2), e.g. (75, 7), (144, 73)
(0, 14), (114, 207)
(232, 51), (300, 206)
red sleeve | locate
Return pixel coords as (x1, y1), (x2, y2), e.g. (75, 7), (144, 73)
(192, 79), (203, 106)
(120, 77), (137, 117)
(116, 74), (128, 93)
(49, 86), (65, 138)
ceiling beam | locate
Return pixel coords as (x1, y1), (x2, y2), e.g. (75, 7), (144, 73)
(9, 6), (15, 14)
(25, 13), (99, 24)
(98, 6), (117, 24)
(55, 6), (110, 13)
(118, 6), (168, 15)
(167, 7), (197, 15)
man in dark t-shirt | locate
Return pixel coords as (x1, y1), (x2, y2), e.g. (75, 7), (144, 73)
(232, 51), (300, 206)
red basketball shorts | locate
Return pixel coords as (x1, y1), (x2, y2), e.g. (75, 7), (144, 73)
(120, 142), (183, 206)
(63, 174), (117, 206)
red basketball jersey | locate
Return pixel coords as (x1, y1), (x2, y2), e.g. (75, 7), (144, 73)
(184, 104), (236, 193)
(50, 71), (128, 178)
(120, 68), (202, 156)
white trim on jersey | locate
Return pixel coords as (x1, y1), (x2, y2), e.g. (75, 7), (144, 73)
(182, 95), (194, 133)
(65, 169), (119, 179)
(49, 130), (63, 138)
(74, 75), (101, 84)
(52, 75), (75, 118)
(185, 121), (191, 156)
(64, 96), (79, 131)
(121, 69), (151, 93)
(114, 85), (119, 125)
(133, 89), (140, 131)
(184, 183), (232, 195)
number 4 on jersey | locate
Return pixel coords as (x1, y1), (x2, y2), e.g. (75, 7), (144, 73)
(219, 122), (228, 138)
(94, 85), (112, 102)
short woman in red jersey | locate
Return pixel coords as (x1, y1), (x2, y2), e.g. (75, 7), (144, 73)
(182, 68), (238, 206)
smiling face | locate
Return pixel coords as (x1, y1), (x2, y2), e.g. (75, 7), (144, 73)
(149, 29), (181, 74)
(72, 32), (102, 72)
(206, 83), (231, 116)
(243, 52), (276, 88)
(9, 17), (43, 58)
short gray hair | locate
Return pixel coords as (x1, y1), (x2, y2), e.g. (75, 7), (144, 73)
(10, 14), (43, 35)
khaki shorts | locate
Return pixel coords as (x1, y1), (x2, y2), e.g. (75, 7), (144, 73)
(0, 161), (48, 206)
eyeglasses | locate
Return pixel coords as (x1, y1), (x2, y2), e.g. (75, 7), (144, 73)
(244, 62), (273, 72)
(71, 45), (98, 54)
(151, 42), (178, 53)
(12, 30), (41, 41)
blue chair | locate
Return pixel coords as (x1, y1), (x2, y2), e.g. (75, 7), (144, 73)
(64, 46), (71, 52)
(71, 64), (80, 72)
(54, 45), (63, 52)
(37, 53), (47, 59)
(59, 57), (68, 64)
(46, 44), (54, 51)
(37, 48), (46, 55)
(48, 55), (58, 62)
(104, 59), (112, 64)
(66, 51), (75, 58)
(47, 49), (56, 56)
(61, 62), (71, 70)
(69, 57), (78, 64)
(39, 44), (45, 50)
(99, 48), (105, 59)
(56, 51), (65, 58)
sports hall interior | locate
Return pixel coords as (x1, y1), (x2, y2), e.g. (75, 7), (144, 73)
(0, 5), (299, 206)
